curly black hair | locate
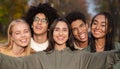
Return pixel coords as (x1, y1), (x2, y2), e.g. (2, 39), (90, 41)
(24, 3), (59, 36)
(65, 11), (86, 25)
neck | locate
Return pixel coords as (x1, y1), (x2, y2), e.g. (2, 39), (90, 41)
(12, 44), (25, 56)
(55, 44), (66, 51)
(95, 38), (106, 52)
(75, 40), (88, 48)
(33, 33), (47, 43)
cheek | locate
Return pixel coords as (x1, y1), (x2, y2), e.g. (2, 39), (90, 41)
(11, 35), (19, 41)
(65, 32), (69, 38)
(44, 24), (48, 29)
(53, 32), (57, 39)
(91, 25), (95, 29)
(73, 31), (77, 36)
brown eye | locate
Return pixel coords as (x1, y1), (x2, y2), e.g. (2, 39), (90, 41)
(24, 30), (29, 33)
(63, 28), (68, 32)
(54, 28), (59, 31)
(33, 17), (39, 22)
(15, 32), (20, 35)
(101, 24), (106, 27)
(41, 18), (48, 23)
(72, 28), (77, 32)
(80, 23), (85, 27)
(93, 22), (97, 25)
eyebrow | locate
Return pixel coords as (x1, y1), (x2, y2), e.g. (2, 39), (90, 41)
(93, 20), (98, 22)
(35, 16), (46, 19)
(55, 26), (68, 29)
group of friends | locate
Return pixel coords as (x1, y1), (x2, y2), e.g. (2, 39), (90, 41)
(0, 3), (120, 69)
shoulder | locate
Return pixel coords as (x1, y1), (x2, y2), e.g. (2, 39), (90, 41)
(0, 46), (5, 52)
(0, 46), (10, 55)
(114, 42), (120, 50)
(83, 46), (91, 52)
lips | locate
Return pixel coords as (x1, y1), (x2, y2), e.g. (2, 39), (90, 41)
(35, 26), (42, 30)
(57, 36), (64, 40)
(20, 38), (27, 43)
(78, 33), (86, 39)
(94, 30), (101, 35)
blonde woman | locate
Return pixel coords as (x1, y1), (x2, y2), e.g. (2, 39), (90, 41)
(0, 19), (33, 57)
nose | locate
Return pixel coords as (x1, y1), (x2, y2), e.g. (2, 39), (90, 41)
(21, 33), (26, 37)
(37, 20), (42, 25)
(96, 25), (100, 29)
(77, 27), (82, 33)
(59, 31), (63, 35)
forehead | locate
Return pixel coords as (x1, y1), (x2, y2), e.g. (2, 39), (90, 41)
(94, 14), (108, 24)
(12, 22), (29, 32)
(55, 21), (68, 28)
(35, 13), (46, 18)
(71, 20), (85, 27)
(94, 15), (106, 21)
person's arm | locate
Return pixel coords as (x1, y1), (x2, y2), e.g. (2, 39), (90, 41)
(112, 50), (120, 69)
(79, 51), (118, 69)
(22, 52), (43, 69)
(0, 52), (43, 69)
(0, 53), (23, 69)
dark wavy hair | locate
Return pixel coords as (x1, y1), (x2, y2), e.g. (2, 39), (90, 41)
(24, 3), (59, 37)
(45, 17), (76, 52)
(90, 12), (115, 52)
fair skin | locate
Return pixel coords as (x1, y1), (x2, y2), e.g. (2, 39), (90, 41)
(91, 15), (108, 52)
(53, 21), (69, 51)
(10, 22), (31, 57)
(32, 13), (48, 44)
(71, 20), (88, 48)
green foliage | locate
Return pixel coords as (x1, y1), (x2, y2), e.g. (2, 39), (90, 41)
(0, 0), (28, 39)
(0, 0), (28, 25)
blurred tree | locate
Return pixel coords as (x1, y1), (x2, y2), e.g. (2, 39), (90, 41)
(0, 0), (28, 35)
(0, 0), (91, 36)
(49, 0), (89, 18)
(93, 0), (120, 42)
(29, 0), (91, 23)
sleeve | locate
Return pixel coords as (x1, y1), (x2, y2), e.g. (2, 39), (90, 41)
(0, 53), (43, 69)
(22, 53), (43, 69)
(114, 42), (120, 50)
(113, 50), (120, 69)
(0, 53), (23, 69)
(79, 51), (117, 69)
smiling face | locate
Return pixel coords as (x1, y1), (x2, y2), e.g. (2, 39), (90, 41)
(53, 21), (69, 46)
(32, 13), (48, 35)
(91, 14), (108, 39)
(11, 22), (31, 47)
(71, 20), (88, 42)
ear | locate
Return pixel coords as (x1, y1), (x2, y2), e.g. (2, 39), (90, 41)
(31, 25), (33, 28)
(47, 29), (49, 32)
(85, 23), (89, 29)
(10, 35), (14, 41)
(109, 28), (112, 33)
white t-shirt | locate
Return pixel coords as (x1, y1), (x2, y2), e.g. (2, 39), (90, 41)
(30, 38), (48, 51)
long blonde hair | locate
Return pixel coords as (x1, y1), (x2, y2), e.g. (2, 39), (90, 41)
(1, 19), (32, 56)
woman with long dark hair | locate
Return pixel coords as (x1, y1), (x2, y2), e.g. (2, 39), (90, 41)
(90, 12), (120, 52)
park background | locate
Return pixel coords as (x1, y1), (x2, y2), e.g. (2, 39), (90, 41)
(0, 0), (120, 44)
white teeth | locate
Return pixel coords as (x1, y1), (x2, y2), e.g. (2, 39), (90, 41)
(94, 31), (101, 34)
(36, 26), (42, 29)
(21, 39), (26, 42)
(79, 33), (85, 39)
(58, 36), (64, 40)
